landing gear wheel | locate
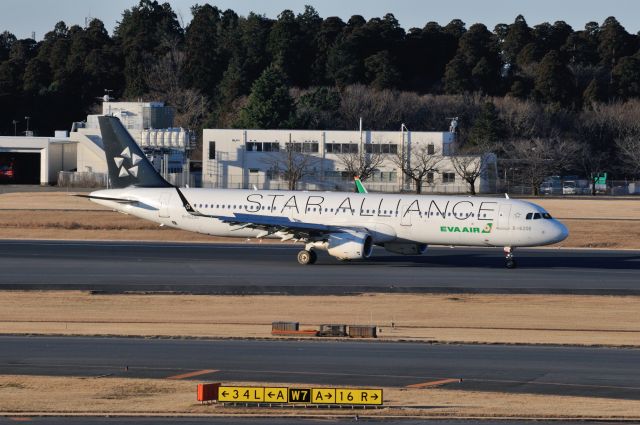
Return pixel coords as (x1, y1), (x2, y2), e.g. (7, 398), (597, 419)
(297, 250), (316, 265)
(504, 247), (517, 269)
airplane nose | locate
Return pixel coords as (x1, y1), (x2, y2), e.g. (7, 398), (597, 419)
(552, 221), (569, 243)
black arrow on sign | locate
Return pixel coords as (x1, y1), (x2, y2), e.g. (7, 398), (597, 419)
(268, 392), (274, 397)
(327, 393), (332, 399)
(371, 394), (379, 400)
(221, 391), (229, 397)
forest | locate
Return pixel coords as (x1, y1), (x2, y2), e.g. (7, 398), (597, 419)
(0, 0), (639, 180)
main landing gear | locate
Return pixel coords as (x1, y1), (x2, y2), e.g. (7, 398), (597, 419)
(504, 247), (517, 269)
(297, 249), (317, 265)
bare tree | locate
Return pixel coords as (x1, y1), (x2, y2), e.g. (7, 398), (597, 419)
(507, 138), (579, 195)
(262, 143), (318, 190)
(336, 147), (385, 183)
(145, 45), (209, 134)
(616, 136), (640, 176)
(450, 148), (494, 195)
(392, 144), (443, 194)
(577, 145), (610, 195)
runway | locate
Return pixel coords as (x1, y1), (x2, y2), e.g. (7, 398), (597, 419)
(0, 240), (639, 294)
(1, 336), (639, 400)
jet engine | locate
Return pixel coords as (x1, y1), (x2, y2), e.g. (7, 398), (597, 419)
(327, 230), (373, 260)
(383, 242), (428, 255)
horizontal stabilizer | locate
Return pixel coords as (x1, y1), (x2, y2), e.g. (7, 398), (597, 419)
(72, 194), (139, 204)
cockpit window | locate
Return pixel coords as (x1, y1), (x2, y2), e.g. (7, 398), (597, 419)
(542, 213), (552, 219)
(533, 213), (541, 219)
(526, 213), (533, 220)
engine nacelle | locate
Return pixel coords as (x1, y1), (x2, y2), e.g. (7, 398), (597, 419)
(327, 230), (373, 260)
(383, 242), (427, 255)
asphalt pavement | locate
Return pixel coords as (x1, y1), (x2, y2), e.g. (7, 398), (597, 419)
(0, 240), (638, 294)
(1, 336), (638, 400)
(0, 418), (627, 425)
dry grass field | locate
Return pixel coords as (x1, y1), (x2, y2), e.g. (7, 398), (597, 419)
(1, 375), (640, 419)
(1, 291), (639, 346)
(0, 192), (639, 248)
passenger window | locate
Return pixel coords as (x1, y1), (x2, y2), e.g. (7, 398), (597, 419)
(543, 213), (552, 219)
(533, 213), (541, 219)
(526, 213), (533, 220)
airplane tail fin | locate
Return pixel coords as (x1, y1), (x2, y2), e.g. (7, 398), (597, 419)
(98, 115), (172, 189)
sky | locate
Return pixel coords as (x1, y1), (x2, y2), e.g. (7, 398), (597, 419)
(2, 0), (640, 40)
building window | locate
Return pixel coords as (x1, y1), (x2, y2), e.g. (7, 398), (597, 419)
(427, 144), (435, 155)
(442, 172), (455, 183)
(365, 143), (398, 154)
(426, 172), (434, 183)
(208, 142), (216, 160)
(246, 142), (262, 151)
(264, 142), (279, 152)
(325, 143), (358, 154)
(302, 142), (319, 153)
(370, 171), (398, 182)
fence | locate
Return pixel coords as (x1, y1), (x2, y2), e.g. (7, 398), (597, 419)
(501, 180), (640, 196)
(57, 171), (108, 188)
(57, 171), (199, 189)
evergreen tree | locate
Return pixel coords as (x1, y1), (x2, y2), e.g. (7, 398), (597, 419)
(296, 5), (322, 86)
(364, 50), (400, 89)
(468, 102), (505, 147)
(597, 17), (632, 66)
(502, 15), (532, 65)
(443, 55), (471, 94)
(236, 65), (295, 129)
(295, 86), (341, 129)
(582, 78), (605, 106)
(0, 31), (16, 62)
(268, 10), (306, 86)
(313, 16), (345, 85)
(611, 53), (640, 99)
(183, 4), (223, 98)
(534, 50), (575, 106)
(237, 12), (272, 88)
(114, 0), (183, 98)
(444, 24), (500, 94)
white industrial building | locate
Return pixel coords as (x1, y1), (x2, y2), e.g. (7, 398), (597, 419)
(202, 128), (497, 193)
(0, 131), (75, 185)
(66, 101), (193, 186)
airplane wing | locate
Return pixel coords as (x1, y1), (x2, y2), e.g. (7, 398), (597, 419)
(214, 213), (337, 239)
(174, 188), (351, 240)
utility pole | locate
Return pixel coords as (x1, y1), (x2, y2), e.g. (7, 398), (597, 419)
(401, 123), (409, 191)
(24, 116), (31, 136)
(12, 120), (18, 136)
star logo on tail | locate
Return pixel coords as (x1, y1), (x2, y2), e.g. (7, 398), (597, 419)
(113, 147), (143, 178)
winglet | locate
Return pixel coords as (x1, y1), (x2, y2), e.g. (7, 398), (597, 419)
(354, 176), (368, 194)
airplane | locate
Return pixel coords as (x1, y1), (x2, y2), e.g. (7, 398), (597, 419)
(78, 116), (569, 268)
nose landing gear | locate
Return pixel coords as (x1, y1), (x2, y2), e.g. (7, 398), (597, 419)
(504, 246), (517, 269)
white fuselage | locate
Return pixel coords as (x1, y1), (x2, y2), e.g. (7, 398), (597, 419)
(90, 187), (568, 248)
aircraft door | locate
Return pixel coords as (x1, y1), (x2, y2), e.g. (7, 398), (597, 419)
(497, 204), (511, 230)
(159, 193), (171, 218)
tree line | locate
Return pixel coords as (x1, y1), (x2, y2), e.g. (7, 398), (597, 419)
(0, 0), (639, 185)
